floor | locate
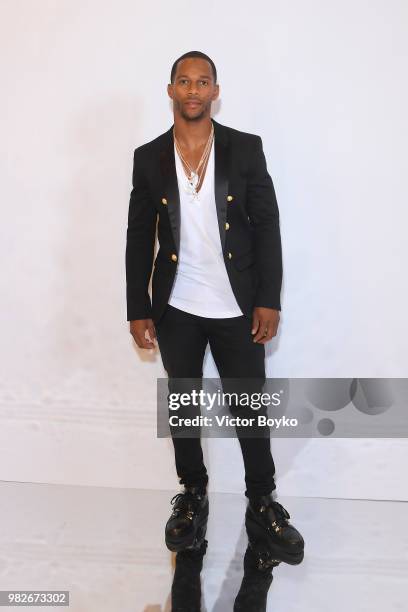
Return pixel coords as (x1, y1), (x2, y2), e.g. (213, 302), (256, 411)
(0, 481), (407, 611)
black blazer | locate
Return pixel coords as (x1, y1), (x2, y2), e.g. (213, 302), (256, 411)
(125, 118), (282, 324)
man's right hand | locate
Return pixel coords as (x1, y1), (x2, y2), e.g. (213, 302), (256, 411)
(129, 319), (157, 349)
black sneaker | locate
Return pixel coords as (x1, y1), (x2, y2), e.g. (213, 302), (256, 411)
(233, 544), (275, 612)
(246, 495), (304, 566)
(171, 538), (207, 612)
(165, 486), (209, 552)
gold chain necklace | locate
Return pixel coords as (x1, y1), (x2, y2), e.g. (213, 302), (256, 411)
(173, 123), (214, 198)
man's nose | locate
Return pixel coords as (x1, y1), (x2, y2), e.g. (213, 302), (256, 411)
(188, 82), (199, 95)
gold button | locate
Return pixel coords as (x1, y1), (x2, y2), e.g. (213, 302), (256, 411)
(228, 252), (232, 259)
(171, 253), (177, 262)
(227, 195), (233, 202)
(161, 198), (168, 205)
(225, 222), (230, 230)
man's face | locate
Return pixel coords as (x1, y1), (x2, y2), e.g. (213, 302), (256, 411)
(167, 57), (219, 121)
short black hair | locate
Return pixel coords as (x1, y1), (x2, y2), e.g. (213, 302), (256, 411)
(170, 51), (217, 84)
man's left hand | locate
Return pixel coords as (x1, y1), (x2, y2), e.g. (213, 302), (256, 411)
(251, 307), (280, 343)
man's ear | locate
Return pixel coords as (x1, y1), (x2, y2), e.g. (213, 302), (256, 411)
(212, 83), (220, 101)
(167, 83), (174, 99)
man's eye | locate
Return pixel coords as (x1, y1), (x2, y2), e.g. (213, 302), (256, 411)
(200, 81), (208, 86)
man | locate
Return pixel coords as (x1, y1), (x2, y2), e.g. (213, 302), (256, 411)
(125, 51), (304, 571)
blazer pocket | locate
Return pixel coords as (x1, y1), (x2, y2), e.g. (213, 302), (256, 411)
(233, 250), (255, 271)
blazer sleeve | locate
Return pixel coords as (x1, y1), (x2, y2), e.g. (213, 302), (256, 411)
(246, 135), (283, 311)
(125, 146), (157, 321)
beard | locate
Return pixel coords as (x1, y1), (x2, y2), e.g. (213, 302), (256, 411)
(174, 99), (209, 121)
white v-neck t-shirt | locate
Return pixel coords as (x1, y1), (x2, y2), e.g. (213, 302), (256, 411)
(167, 137), (243, 318)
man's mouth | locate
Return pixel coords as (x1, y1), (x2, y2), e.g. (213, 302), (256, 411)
(184, 100), (202, 107)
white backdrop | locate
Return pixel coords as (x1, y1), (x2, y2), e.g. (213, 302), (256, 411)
(1, 0), (407, 500)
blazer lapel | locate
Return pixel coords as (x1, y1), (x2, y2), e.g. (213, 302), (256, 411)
(159, 118), (230, 254)
(159, 128), (180, 254)
(213, 118), (230, 252)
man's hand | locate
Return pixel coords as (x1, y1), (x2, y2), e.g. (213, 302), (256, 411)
(251, 307), (280, 343)
(129, 319), (157, 349)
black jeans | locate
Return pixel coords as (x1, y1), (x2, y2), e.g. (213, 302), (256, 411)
(155, 304), (276, 498)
